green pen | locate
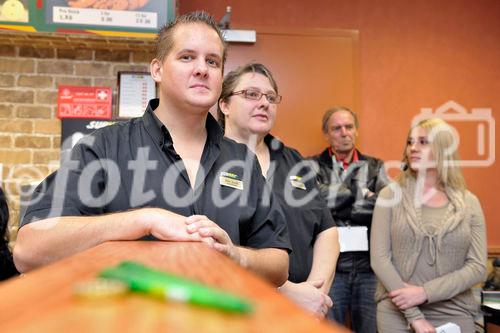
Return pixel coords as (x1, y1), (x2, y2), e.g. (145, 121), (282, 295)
(99, 261), (253, 314)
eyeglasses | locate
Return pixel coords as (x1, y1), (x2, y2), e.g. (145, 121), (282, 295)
(230, 89), (282, 104)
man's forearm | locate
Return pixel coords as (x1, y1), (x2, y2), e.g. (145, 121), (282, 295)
(237, 247), (289, 286)
(14, 207), (206, 272)
(14, 210), (150, 273)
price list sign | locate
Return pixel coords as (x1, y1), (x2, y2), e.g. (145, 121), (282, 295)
(52, 6), (157, 29)
(0, 1), (174, 36)
(117, 72), (156, 118)
(44, 0), (171, 33)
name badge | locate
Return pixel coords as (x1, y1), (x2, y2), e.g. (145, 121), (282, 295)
(435, 322), (461, 333)
(337, 226), (369, 252)
(289, 175), (306, 190)
(219, 172), (243, 190)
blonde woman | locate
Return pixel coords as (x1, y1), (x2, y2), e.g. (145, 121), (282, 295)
(370, 118), (487, 332)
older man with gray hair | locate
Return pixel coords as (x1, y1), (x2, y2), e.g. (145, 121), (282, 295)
(312, 106), (388, 332)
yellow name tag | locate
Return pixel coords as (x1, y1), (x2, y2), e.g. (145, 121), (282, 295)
(219, 172), (243, 190)
(290, 176), (306, 190)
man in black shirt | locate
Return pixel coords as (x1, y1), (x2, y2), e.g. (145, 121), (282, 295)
(14, 12), (290, 286)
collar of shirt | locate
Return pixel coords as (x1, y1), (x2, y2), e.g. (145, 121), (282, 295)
(328, 147), (359, 170)
(264, 133), (284, 156)
(142, 98), (224, 150)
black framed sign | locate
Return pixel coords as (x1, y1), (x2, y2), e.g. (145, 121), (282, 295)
(117, 71), (156, 118)
(61, 118), (117, 160)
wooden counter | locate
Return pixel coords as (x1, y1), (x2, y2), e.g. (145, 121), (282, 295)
(0, 241), (350, 333)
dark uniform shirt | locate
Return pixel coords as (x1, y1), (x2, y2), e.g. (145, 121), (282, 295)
(22, 99), (290, 251)
(265, 135), (336, 282)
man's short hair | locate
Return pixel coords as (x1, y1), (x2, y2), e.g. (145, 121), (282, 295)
(154, 11), (227, 66)
(321, 106), (359, 133)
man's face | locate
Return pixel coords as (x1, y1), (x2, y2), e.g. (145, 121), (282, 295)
(151, 23), (224, 112)
(324, 110), (358, 154)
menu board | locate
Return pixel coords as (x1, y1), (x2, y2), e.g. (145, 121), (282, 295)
(46, 0), (169, 31)
(117, 72), (156, 118)
(0, 0), (175, 36)
(51, 5), (158, 29)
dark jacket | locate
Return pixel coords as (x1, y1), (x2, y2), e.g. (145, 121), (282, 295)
(312, 148), (388, 272)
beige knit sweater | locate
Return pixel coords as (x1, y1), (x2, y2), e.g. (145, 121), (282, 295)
(370, 181), (487, 323)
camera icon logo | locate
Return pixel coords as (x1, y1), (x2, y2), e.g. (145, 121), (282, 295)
(411, 100), (495, 168)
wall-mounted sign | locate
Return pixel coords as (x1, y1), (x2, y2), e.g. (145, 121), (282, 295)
(57, 85), (112, 119)
(0, 0), (176, 37)
(51, 4), (157, 29)
(117, 71), (156, 118)
(46, 0), (169, 31)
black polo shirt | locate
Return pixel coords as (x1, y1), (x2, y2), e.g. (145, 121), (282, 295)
(265, 135), (336, 282)
(22, 99), (290, 252)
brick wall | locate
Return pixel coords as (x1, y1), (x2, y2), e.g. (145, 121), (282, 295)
(0, 31), (155, 246)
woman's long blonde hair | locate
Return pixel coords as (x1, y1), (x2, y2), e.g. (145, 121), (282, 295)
(398, 118), (466, 191)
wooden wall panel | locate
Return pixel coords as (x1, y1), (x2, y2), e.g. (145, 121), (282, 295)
(220, 28), (359, 156)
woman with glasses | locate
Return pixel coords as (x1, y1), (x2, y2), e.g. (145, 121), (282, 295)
(218, 62), (339, 318)
(370, 118), (487, 332)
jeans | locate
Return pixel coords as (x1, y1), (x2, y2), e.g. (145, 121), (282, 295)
(327, 271), (377, 333)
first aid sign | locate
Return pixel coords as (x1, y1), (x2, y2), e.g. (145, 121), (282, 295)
(58, 86), (113, 120)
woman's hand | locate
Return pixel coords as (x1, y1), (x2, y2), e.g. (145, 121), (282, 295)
(389, 283), (428, 310)
(279, 280), (333, 318)
(410, 318), (436, 333)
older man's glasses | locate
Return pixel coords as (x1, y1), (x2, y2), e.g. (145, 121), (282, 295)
(230, 89), (282, 104)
